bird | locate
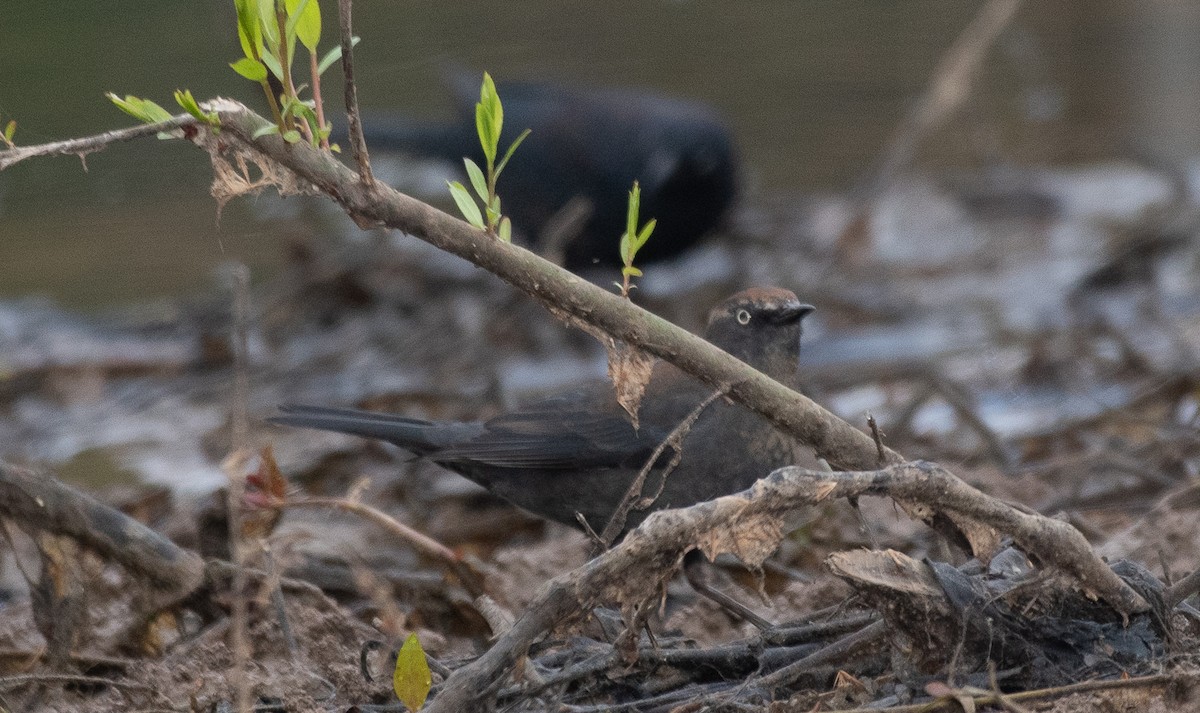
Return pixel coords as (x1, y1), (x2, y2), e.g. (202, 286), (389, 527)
(355, 74), (738, 271)
(272, 288), (814, 536)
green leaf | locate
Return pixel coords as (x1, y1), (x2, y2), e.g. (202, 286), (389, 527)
(636, 218), (656, 249)
(447, 181), (484, 228)
(174, 89), (219, 126)
(498, 216), (512, 243)
(3, 120), (15, 143)
(619, 233), (633, 265)
(494, 128), (530, 180)
(230, 57), (269, 82)
(107, 93), (173, 124)
(475, 102), (496, 167)
(255, 0), (279, 48)
(316, 36), (358, 75)
(174, 89), (202, 116)
(464, 159), (487, 202)
(626, 181), (641, 240)
(287, 101), (320, 143)
(261, 51), (284, 82)
(480, 71), (502, 142)
(286, 0), (320, 52)
(393, 633), (432, 712)
(234, 0), (264, 59)
(282, 129), (302, 142)
(252, 123), (280, 138)
(623, 265), (643, 278)
(479, 71), (498, 107)
(475, 72), (500, 166)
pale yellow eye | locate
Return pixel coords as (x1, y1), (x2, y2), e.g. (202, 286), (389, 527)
(736, 309), (751, 325)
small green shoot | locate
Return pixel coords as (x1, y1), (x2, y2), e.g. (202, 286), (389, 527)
(393, 633), (432, 712)
(447, 72), (531, 240)
(2, 118), (17, 148)
(107, 91), (221, 136)
(174, 89), (220, 128)
(229, 0), (355, 147)
(107, 94), (173, 124)
(616, 181), (657, 297)
(106, 93), (186, 139)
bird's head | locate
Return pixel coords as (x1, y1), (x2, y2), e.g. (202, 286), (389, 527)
(703, 288), (814, 380)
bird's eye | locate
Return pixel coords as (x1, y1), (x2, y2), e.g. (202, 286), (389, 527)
(736, 309), (752, 325)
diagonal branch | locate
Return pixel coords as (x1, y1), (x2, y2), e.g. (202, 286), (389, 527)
(204, 102), (902, 474)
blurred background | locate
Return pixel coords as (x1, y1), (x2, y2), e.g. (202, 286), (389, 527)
(5, 0), (1200, 307)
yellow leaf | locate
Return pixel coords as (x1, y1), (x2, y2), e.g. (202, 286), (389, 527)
(393, 633), (432, 712)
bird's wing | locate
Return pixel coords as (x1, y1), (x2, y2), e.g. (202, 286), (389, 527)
(434, 389), (671, 469)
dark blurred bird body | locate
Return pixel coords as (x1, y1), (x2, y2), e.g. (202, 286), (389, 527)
(274, 289), (812, 532)
(358, 77), (738, 270)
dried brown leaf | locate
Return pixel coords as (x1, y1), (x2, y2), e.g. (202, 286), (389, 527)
(604, 338), (655, 430)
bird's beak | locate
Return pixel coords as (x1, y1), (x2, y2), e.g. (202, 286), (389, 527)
(779, 303), (816, 324)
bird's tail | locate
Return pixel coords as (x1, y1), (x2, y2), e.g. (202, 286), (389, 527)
(270, 404), (448, 455)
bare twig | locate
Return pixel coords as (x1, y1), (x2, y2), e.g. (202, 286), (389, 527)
(337, 0), (372, 185)
(599, 386), (728, 548)
(0, 673), (154, 692)
(1166, 566), (1200, 609)
(827, 673), (1185, 713)
(280, 495), (486, 597)
(752, 618), (887, 692)
(225, 264), (253, 713)
(0, 116), (193, 170)
(927, 373), (1017, 469)
(867, 413), (885, 466)
(851, 0), (1023, 206)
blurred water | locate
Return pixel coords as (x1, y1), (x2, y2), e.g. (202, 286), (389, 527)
(2, 1), (1199, 307)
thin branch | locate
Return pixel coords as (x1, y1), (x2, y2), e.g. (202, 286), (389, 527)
(0, 116), (194, 170)
(851, 0), (1023, 205)
(225, 264), (253, 713)
(337, 0), (372, 185)
(280, 495), (486, 597)
(828, 673), (1186, 713)
(1166, 565), (1200, 609)
(598, 386), (728, 548)
(751, 618), (887, 692)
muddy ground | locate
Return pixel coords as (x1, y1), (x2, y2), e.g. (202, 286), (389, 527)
(2, 160), (1200, 711)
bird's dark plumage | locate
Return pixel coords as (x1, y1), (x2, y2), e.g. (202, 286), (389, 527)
(357, 76), (738, 271)
(273, 288), (813, 532)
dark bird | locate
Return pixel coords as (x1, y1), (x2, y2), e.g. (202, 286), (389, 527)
(357, 75), (738, 271)
(272, 288), (814, 535)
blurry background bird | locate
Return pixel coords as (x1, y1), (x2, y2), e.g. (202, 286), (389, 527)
(349, 72), (739, 272)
